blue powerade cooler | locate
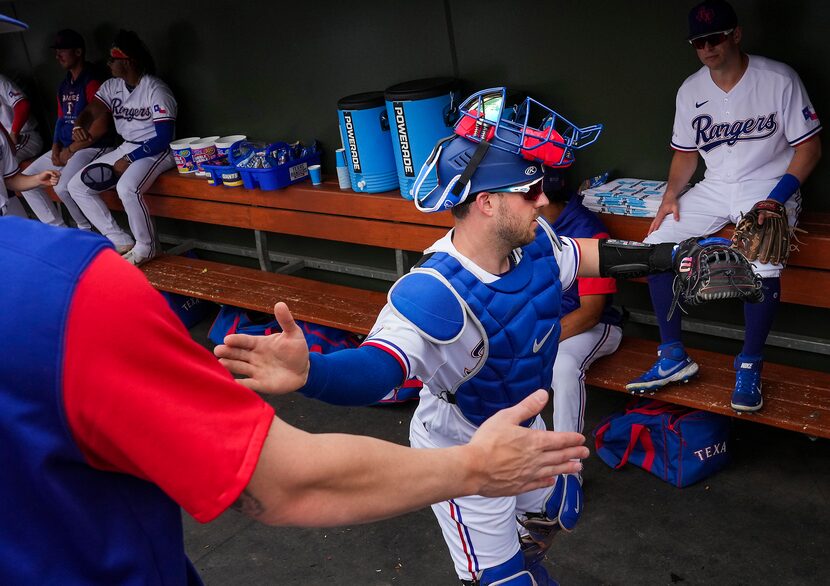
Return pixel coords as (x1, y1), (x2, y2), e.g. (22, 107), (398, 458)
(336, 92), (398, 193)
(384, 77), (459, 199)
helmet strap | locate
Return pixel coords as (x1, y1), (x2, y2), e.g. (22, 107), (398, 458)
(451, 140), (491, 197)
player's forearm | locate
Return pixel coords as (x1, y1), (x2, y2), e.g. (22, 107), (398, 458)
(786, 136), (821, 183)
(559, 300), (604, 342)
(242, 418), (478, 527)
(299, 345), (404, 406)
(665, 150), (699, 198)
(5, 173), (41, 192)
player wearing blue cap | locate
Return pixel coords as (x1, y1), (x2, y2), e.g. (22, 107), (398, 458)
(629, 0), (822, 412)
(217, 88), (719, 585)
(17, 29), (111, 229)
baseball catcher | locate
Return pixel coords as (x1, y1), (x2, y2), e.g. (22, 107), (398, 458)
(215, 87), (758, 585)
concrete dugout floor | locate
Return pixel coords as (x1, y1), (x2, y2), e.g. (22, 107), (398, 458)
(184, 318), (830, 585)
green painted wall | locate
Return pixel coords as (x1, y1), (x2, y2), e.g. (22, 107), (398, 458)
(1, 0), (826, 202)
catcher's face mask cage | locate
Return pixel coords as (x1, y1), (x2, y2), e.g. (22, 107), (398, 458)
(412, 87), (603, 213)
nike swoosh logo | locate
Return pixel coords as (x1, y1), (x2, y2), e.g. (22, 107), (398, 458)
(696, 100), (709, 108)
(533, 325), (555, 353)
(657, 365), (677, 377)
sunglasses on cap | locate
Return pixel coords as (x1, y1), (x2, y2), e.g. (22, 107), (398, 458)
(493, 179), (545, 202)
(689, 29), (733, 50)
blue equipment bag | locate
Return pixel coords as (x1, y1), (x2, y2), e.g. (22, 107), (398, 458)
(161, 291), (212, 329)
(593, 398), (731, 488)
(208, 305), (422, 403)
(207, 305), (361, 352)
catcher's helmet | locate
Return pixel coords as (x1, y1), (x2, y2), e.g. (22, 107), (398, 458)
(412, 87), (602, 213)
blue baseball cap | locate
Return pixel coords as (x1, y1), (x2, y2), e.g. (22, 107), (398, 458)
(688, 0), (738, 40)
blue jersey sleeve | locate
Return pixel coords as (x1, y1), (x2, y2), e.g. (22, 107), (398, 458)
(299, 345), (406, 405)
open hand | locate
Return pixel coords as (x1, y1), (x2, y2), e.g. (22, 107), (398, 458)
(648, 196), (680, 235)
(214, 302), (310, 394)
(467, 390), (589, 497)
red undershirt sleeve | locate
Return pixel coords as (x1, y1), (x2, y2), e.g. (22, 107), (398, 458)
(11, 99), (29, 134)
(578, 231), (618, 296)
(62, 250), (275, 522)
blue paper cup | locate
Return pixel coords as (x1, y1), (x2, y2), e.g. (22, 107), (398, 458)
(309, 164), (322, 185)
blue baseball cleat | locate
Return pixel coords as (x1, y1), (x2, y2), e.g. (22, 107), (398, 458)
(625, 342), (699, 394)
(731, 354), (763, 412)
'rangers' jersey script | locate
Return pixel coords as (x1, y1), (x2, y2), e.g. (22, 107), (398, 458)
(0, 75), (37, 136)
(671, 55), (821, 183)
(95, 75), (177, 143)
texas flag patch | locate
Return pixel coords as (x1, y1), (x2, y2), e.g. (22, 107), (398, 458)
(802, 106), (818, 121)
(153, 104), (167, 114)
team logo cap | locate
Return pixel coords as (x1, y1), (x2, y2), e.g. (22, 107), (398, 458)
(51, 29), (84, 51)
(688, 0), (738, 40)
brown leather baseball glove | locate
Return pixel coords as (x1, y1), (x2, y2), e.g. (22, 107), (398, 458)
(731, 199), (791, 265)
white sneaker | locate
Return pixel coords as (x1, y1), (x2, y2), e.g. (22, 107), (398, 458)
(116, 243), (135, 255)
(122, 249), (156, 266)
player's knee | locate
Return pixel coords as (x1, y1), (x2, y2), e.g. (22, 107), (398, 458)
(66, 173), (87, 195)
(463, 550), (535, 585)
(115, 181), (135, 200)
(552, 355), (581, 386)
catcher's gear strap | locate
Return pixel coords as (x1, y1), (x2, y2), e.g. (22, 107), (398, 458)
(451, 139), (490, 197)
(598, 239), (675, 279)
(460, 550), (533, 585)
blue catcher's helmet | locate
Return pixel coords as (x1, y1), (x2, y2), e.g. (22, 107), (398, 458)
(412, 87), (602, 213)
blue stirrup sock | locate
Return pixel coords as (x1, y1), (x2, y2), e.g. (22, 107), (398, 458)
(648, 272), (682, 345)
(742, 277), (781, 357)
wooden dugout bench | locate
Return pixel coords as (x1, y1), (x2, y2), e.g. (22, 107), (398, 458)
(54, 171), (830, 439)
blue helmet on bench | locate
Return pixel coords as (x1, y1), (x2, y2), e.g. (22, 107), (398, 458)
(412, 87), (603, 213)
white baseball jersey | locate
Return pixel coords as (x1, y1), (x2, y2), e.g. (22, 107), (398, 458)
(0, 132), (20, 210)
(0, 75), (38, 136)
(671, 55), (822, 183)
(95, 75), (177, 143)
(364, 226), (579, 445)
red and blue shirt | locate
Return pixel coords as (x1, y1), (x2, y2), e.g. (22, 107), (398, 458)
(0, 217), (273, 584)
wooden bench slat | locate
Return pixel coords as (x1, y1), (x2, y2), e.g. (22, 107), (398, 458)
(249, 206), (446, 251)
(143, 256), (386, 334)
(586, 337), (830, 438)
(598, 212), (830, 271)
(630, 266), (830, 308)
(249, 179), (455, 228)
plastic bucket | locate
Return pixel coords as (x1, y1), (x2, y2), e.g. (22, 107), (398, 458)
(170, 136), (200, 174)
(191, 136), (220, 177)
(384, 77), (459, 199)
(336, 91), (398, 193)
(211, 135), (247, 186)
(215, 134), (247, 159)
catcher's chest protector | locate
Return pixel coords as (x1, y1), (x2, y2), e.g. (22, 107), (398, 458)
(419, 229), (562, 426)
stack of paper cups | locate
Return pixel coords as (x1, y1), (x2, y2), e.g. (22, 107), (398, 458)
(335, 148), (351, 190)
(191, 136), (220, 177)
(170, 137), (200, 174)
